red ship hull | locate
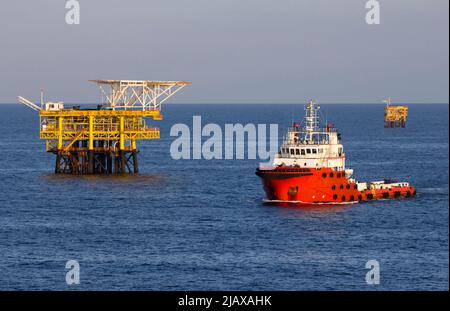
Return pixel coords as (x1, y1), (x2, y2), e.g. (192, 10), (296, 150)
(256, 167), (416, 205)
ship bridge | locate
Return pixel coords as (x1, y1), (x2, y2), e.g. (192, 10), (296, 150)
(275, 100), (346, 171)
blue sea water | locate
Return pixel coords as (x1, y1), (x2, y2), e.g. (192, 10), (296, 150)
(0, 103), (448, 290)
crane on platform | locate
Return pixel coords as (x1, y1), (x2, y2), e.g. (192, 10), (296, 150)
(18, 96), (42, 111)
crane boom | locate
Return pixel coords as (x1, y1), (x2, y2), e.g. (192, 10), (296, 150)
(18, 96), (42, 111)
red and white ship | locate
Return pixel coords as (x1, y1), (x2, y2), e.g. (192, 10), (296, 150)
(256, 100), (416, 205)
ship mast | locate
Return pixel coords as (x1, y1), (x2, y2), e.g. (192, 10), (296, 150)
(304, 100), (320, 143)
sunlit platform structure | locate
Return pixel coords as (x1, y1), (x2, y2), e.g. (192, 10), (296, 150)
(383, 98), (408, 128)
(19, 80), (190, 174)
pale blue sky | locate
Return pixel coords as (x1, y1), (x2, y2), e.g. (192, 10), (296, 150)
(0, 0), (448, 104)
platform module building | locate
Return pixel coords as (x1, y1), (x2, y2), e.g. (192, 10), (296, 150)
(19, 80), (190, 174)
(383, 98), (408, 128)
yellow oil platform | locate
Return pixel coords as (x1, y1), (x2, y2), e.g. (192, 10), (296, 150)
(383, 98), (408, 128)
(19, 80), (190, 174)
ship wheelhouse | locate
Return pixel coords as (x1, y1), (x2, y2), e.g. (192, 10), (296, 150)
(272, 100), (346, 172)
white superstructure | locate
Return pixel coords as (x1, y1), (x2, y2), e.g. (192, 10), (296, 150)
(272, 100), (347, 171)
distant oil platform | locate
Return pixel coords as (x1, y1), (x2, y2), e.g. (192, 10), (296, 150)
(19, 80), (190, 174)
(383, 98), (408, 128)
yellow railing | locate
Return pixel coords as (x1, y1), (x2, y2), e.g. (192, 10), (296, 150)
(40, 130), (160, 140)
(39, 109), (161, 151)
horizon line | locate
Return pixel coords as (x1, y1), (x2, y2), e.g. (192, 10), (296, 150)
(1, 101), (449, 105)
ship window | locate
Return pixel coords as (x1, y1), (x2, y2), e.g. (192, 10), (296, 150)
(331, 185), (336, 190)
(322, 173), (327, 178)
(290, 149), (294, 155)
(337, 173), (341, 178)
(333, 194), (337, 200)
(301, 149), (305, 155)
(318, 148), (323, 153)
(329, 172), (334, 178)
(341, 196), (346, 201)
(296, 149), (300, 155)
(306, 149), (311, 154)
(312, 149), (317, 154)
(346, 184), (350, 189)
(340, 185), (344, 189)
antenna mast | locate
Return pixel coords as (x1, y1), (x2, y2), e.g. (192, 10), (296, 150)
(40, 88), (44, 109)
(304, 100), (320, 142)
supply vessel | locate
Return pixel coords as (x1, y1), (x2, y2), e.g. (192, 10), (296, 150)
(256, 101), (416, 205)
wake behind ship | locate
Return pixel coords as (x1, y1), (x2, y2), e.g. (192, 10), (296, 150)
(256, 101), (416, 205)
